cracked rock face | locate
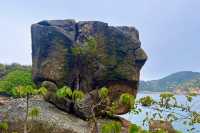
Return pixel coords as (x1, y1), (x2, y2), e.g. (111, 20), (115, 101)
(31, 19), (147, 119)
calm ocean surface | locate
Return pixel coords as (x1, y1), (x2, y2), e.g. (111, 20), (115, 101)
(122, 93), (200, 133)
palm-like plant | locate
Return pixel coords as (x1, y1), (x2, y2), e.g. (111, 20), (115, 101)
(12, 85), (47, 133)
(56, 86), (84, 102)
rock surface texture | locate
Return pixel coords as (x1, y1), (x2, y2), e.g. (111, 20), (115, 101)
(31, 20), (147, 119)
(0, 98), (129, 133)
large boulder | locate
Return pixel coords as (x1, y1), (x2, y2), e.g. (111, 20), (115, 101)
(31, 20), (147, 118)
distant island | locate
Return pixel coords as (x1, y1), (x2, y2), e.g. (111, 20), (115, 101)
(139, 71), (200, 94)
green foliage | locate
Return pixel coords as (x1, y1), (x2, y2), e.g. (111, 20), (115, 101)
(128, 124), (140, 133)
(101, 121), (121, 133)
(0, 121), (8, 130)
(159, 92), (176, 107)
(0, 70), (34, 95)
(56, 86), (84, 102)
(38, 87), (48, 96)
(72, 90), (84, 102)
(186, 95), (193, 102)
(119, 93), (135, 109)
(12, 85), (37, 97)
(56, 86), (72, 98)
(71, 37), (97, 56)
(153, 129), (168, 133)
(98, 87), (109, 99)
(11, 85), (46, 133)
(160, 92), (174, 99)
(28, 107), (40, 119)
(139, 96), (154, 106)
(11, 86), (47, 98)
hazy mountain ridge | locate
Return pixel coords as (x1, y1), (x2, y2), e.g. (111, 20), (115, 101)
(139, 71), (200, 93)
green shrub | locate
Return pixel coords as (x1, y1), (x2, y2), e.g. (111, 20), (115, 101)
(139, 96), (154, 106)
(98, 87), (109, 99)
(0, 121), (8, 130)
(0, 70), (34, 95)
(119, 93), (135, 109)
(101, 121), (121, 133)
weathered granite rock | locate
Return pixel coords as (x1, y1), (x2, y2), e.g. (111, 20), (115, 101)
(0, 97), (129, 133)
(31, 19), (147, 118)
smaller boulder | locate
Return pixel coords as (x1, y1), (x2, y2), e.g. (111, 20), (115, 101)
(149, 120), (177, 133)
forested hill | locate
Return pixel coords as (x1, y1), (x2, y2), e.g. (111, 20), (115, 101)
(139, 71), (200, 93)
(0, 63), (31, 79)
(0, 63), (32, 95)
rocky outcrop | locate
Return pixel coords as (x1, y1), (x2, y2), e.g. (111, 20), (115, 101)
(31, 20), (147, 119)
(149, 120), (177, 133)
(0, 97), (129, 133)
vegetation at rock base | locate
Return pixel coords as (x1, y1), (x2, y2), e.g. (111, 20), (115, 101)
(56, 86), (84, 102)
(0, 121), (9, 133)
(101, 121), (121, 133)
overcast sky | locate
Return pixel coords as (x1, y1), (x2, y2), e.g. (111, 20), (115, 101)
(0, 0), (199, 80)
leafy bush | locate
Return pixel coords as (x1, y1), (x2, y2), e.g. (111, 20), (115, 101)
(139, 96), (154, 106)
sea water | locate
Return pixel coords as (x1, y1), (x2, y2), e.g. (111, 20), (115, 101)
(122, 93), (200, 133)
